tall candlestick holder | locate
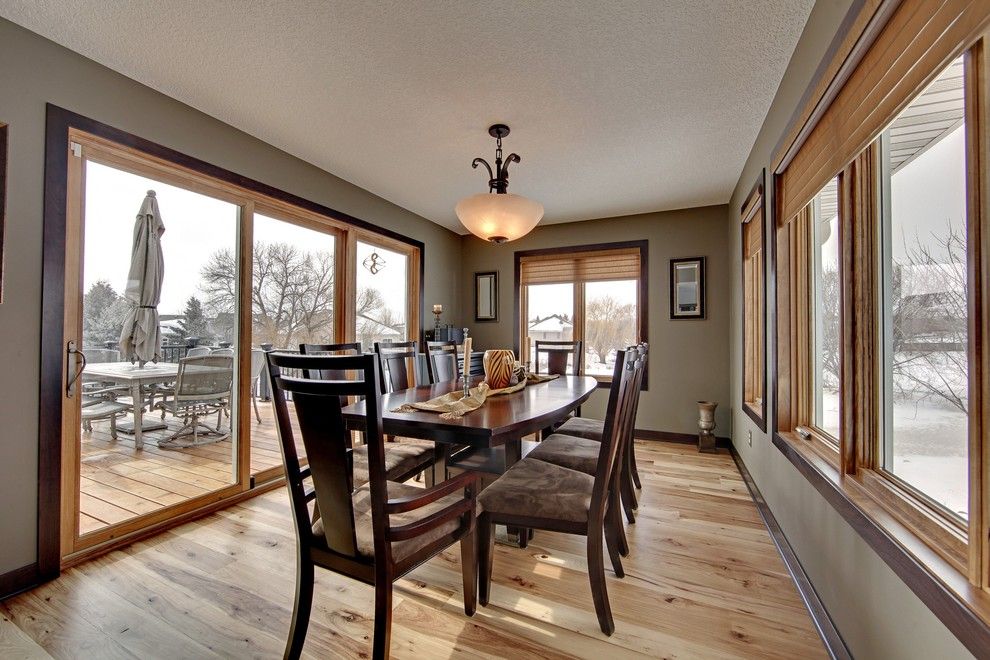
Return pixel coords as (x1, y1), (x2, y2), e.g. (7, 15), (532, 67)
(432, 304), (443, 334)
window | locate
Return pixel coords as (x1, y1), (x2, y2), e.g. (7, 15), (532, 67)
(55, 119), (422, 558)
(741, 175), (766, 428)
(251, 213), (337, 348)
(878, 56), (968, 520)
(516, 242), (647, 383)
(356, 240), (409, 348)
(811, 177), (841, 441)
(769, 0), (990, 634)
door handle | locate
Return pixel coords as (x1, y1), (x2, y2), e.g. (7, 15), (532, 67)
(66, 340), (87, 398)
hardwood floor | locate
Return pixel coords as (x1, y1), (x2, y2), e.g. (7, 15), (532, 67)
(6, 440), (826, 659)
(79, 402), (299, 534)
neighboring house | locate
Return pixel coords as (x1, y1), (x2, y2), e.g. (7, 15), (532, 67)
(527, 314), (574, 342)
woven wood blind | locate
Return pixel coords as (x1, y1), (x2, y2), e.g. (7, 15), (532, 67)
(742, 185), (764, 259)
(519, 247), (641, 285)
(777, 0), (989, 225)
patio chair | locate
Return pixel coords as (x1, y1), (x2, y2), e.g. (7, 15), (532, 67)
(250, 348), (266, 423)
(80, 383), (132, 438)
(153, 355), (234, 448)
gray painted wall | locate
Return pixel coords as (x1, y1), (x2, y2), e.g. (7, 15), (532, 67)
(0, 18), (463, 575)
(726, 1), (972, 658)
(459, 205), (730, 436)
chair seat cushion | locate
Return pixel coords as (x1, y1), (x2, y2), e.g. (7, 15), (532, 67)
(313, 480), (464, 563)
(352, 439), (435, 486)
(527, 433), (602, 475)
(478, 458), (594, 523)
(555, 416), (604, 441)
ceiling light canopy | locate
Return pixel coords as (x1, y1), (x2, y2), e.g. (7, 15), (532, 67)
(455, 124), (544, 243)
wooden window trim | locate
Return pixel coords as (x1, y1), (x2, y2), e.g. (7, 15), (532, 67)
(513, 240), (648, 389)
(769, 3), (990, 650)
(742, 172), (768, 431)
(37, 105), (425, 586)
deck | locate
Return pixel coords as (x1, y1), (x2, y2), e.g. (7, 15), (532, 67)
(79, 400), (295, 534)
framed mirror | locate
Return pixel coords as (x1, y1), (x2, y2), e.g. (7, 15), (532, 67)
(475, 271), (498, 321)
(670, 257), (705, 319)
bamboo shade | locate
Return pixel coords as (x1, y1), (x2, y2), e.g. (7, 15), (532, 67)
(777, 0), (989, 225)
(519, 247), (641, 285)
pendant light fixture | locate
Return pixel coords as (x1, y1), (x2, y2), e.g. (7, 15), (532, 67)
(455, 124), (544, 243)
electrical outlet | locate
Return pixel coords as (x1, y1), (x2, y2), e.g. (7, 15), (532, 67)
(747, 430), (753, 447)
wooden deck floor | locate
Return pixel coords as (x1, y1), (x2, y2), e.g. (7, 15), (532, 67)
(79, 401), (294, 534)
(7, 440), (826, 659)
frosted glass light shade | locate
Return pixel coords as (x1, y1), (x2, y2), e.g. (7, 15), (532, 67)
(455, 192), (544, 243)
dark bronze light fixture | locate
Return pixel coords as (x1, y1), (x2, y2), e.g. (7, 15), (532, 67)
(455, 124), (544, 243)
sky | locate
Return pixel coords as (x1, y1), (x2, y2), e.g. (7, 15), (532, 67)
(526, 279), (637, 323)
(83, 161), (408, 319)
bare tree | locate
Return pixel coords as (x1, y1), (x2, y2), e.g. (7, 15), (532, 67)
(584, 295), (636, 365)
(891, 225), (969, 414)
(201, 242), (335, 348)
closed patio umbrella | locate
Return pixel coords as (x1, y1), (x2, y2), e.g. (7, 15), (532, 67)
(119, 190), (165, 366)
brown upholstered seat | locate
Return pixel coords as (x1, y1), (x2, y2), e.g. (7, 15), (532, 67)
(478, 458), (594, 523)
(527, 433), (601, 475)
(556, 416), (604, 441)
(314, 480), (465, 563)
(352, 439), (434, 486)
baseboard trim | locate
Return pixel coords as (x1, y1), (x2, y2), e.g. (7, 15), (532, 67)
(0, 562), (40, 601)
(730, 446), (852, 660)
(635, 428), (731, 449)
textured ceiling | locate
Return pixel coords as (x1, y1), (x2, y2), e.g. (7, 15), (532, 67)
(0, 1), (814, 232)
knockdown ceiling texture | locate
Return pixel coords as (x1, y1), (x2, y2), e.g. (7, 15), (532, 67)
(0, 1), (814, 232)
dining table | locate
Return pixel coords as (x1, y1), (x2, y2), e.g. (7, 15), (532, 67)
(340, 374), (598, 484)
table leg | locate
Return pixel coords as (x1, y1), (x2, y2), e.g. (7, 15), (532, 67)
(131, 382), (144, 449)
(427, 443), (449, 487)
(502, 437), (529, 547)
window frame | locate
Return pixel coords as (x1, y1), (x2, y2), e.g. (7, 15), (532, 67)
(741, 172), (768, 431)
(768, 1), (990, 648)
(513, 240), (648, 389)
(39, 106), (424, 574)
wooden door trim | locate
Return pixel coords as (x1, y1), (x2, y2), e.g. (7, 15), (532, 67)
(38, 104), (428, 589)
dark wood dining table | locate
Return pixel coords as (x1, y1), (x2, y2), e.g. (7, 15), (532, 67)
(340, 374), (598, 483)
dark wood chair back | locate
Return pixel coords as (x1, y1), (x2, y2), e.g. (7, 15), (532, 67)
(425, 340), (459, 384)
(267, 350), (480, 659)
(268, 351), (387, 563)
(374, 340), (419, 393)
(534, 339), (583, 376)
(590, 347), (641, 519)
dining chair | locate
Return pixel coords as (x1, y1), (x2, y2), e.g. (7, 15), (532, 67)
(373, 340), (419, 393)
(534, 339), (585, 427)
(478, 348), (641, 635)
(534, 339), (583, 376)
(299, 342), (434, 486)
(555, 342), (649, 523)
(424, 340), (459, 384)
(527, 344), (645, 558)
(266, 351), (480, 660)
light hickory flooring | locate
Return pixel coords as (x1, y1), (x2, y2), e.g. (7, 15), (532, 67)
(79, 402), (300, 534)
(5, 440), (826, 659)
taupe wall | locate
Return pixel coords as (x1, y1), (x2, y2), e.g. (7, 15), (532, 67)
(459, 205), (730, 435)
(726, 2), (972, 658)
(0, 19), (463, 575)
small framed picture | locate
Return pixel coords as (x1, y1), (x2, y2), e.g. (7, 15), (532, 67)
(475, 271), (498, 322)
(670, 257), (705, 319)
